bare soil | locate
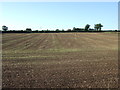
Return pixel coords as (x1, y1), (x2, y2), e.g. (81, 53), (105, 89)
(2, 33), (118, 88)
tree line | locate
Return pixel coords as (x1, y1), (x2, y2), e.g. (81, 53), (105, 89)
(1, 23), (118, 33)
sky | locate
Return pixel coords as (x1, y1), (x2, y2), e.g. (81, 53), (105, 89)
(0, 2), (118, 30)
(119, 1), (120, 30)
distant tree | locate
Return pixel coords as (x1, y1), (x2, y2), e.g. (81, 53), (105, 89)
(41, 30), (44, 32)
(67, 29), (72, 31)
(20, 30), (24, 32)
(94, 24), (99, 31)
(2, 25), (8, 31)
(35, 30), (39, 32)
(94, 23), (103, 31)
(56, 29), (60, 32)
(85, 24), (90, 31)
(62, 29), (64, 31)
(73, 27), (76, 31)
(73, 28), (84, 32)
(89, 28), (95, 31)
(47, 29), (50, 31)
(98, 23), (103, 31)
(26, 28), (32, 32)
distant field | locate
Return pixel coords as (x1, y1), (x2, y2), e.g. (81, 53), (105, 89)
(2, 33), (118, 88)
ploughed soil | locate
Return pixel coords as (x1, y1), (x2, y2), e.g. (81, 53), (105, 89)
(2, 33), (118, 88)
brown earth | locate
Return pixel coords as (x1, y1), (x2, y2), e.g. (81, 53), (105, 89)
(2, 33), (118, 88)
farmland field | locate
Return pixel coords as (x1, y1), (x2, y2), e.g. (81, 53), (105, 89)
(2, 33), (118, 88)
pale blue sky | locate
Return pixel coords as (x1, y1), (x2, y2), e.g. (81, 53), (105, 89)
(1, 2), (118, 30)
